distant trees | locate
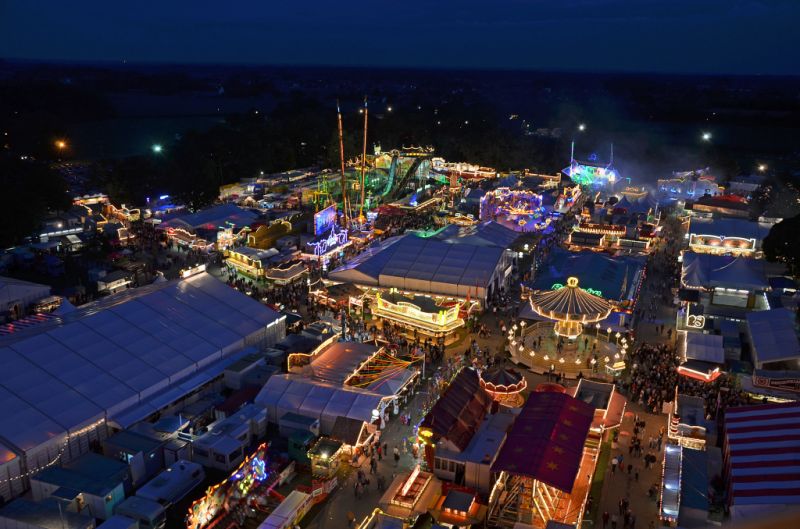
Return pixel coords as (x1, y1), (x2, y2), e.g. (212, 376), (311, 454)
(0, 156), (71, 247)
(763, 213), (800, 277)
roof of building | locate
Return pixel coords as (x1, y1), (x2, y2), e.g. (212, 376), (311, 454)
(310, 342), (379, 384)
(681, 448), (709, 513)
(442, 489), (475, 512)
(330, 416), (365, 446)
(492, 391), (594, 492)
(0, 498), (93, 529)
(681, 253), (768, 291)
(330, 225), (510, 294)
(105, 429), (163, 454)
(724, 401), (800, 506)
(34, 453), (128, 496)
(161, 203), (260, 231)
(688, 217), (770, 240)
(0, 272), (282, 456)
(746, 308), (800, 366)
(529, 248), (645, 302)
(420, 368), (493, 452)
(685, 333), (725, 364)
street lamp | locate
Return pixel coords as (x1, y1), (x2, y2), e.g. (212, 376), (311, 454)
(152, 144), (163, 154)
(701, 132), (712, 142)
(578, 123), (586, 132)
(758, 164), (767, 172)
(615, 331), (621, 344)
(55, 140), (67, 150)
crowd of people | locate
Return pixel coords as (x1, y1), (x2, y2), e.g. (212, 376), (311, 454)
(622, 342), (750, 418)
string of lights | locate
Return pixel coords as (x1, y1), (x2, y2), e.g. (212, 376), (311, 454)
(0, 418), (106, 484)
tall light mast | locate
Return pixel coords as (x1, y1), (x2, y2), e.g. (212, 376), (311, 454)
(359, 96), (368, 221)
(336, 100), (349, 228)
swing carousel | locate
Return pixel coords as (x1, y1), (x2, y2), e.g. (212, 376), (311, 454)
(529, 277), (611, 339)
(512, 277), (626, 379)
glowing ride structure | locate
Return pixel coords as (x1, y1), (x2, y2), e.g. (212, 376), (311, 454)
(563, 143), (619, 188)
(528, 277), (611, 340)
(480, 187), (551, 232)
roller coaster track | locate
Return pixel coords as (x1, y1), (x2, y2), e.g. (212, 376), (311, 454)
(385, 156), (431, 201)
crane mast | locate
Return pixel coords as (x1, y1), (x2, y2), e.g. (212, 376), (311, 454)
(359, 96), (368, 221)
(336, 100), (349, 228)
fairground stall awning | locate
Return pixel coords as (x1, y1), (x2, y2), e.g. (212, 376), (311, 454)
(491, 391), (594, 492)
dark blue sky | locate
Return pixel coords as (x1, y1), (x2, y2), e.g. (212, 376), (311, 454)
(2, 0), (798, 74)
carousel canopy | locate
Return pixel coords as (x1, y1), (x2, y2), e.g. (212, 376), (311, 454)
(529, 277), (611, 323)
(479, 367), (527, 394)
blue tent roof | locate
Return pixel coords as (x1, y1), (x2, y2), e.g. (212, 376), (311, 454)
(529, 248), (645, 302)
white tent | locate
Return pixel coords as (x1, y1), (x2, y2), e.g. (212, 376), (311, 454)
(0, 272), (285, 502)
(0, 276), (50, 313)
(256, 375), (385, 435)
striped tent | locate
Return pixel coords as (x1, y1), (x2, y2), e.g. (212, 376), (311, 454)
(723, 401), (800, 519)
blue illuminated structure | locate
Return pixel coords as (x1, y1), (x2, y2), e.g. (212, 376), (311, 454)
(563, 142), (619, 187)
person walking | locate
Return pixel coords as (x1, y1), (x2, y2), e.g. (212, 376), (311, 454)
(602, 511), (610, 529)
(393, 446), (400, 467)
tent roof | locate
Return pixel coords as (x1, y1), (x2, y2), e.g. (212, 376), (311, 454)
(330, 229), (507, 294)
(0, 276), (51, 307)
(160, 203), (260, 231)
(688, 217), (770, 240)
(747, 308), (800, 365)
(724, 402), (800, 506)
(529, 248), (645, 302)
(310, 342), (379, 384)
(681, 253), (767, 291)
(256, 374), (384, 425)
(492, 391), (593, 492)
(420, 368), (492, 452)
(0, 272), (282, 456)
(685, 333), (725, 364)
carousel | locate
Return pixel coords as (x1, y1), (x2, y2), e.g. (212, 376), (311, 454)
(479, 366), (528, 407)
(513, 277), (628, 379)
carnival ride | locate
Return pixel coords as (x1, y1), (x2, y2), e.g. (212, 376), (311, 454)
(563, 143), (619, 188)
(510, 278), (628, 379)
(186, 443), (272, 529)
(479, 367), (527, 407)
(480, 187), (552, 233)
(529, 277), (611, 339)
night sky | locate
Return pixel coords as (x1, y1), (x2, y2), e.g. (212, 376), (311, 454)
(2, 0), (798, 75)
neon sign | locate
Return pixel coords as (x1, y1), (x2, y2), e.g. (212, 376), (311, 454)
(551, 283), (603, 298)
(307, 224), (348, 256)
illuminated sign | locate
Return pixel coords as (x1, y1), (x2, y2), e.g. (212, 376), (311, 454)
(374, 293), (464, 334)
(686, 315), (705, 329)
(314, 205), (337, 237)
(688, 234), (755, 254)
(307, 224), (349, 257)
(551, 283), (603, 298)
